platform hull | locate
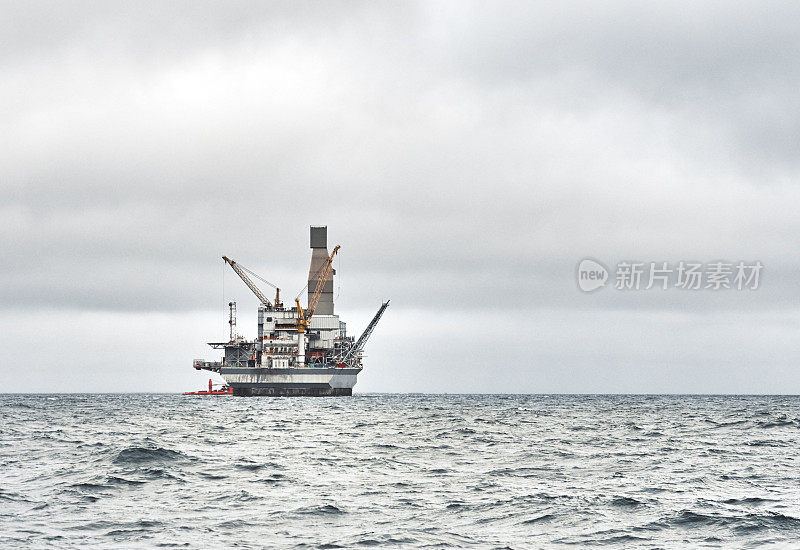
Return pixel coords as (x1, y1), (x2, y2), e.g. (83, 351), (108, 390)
(232, 386), (352, 396)
(219, 366), (361, 397)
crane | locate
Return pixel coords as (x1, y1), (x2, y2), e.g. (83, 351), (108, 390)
(238, 261), (282, 308)
(340, 300), (390, 365)
(295, 245), (340, 333)
(222, 256), (272, 307)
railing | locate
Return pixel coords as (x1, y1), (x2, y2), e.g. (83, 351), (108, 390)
(193, 360), (223, 372)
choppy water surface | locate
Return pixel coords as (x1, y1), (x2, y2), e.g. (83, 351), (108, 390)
(2, 394), (800, 548)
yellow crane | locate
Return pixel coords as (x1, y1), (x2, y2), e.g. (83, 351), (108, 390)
(295, 245), (340, 333)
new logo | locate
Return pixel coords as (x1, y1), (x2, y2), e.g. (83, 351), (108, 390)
(577, 259), (608, 292)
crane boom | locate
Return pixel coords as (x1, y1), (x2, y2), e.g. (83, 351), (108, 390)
(222, 256), (272, 306)
(342, 300), (390, 364)
(295, 245), (340, 332)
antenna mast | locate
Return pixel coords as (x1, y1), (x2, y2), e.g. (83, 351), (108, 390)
(228, 301), (237, 341)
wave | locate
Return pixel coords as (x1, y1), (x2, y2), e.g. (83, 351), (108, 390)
(235, 461), (266, 471)
(199, 472), (228, 480)
(750, 512), (800, 529)
(0, 489), (29, 502)
(757, 419), (800, 429)
(520, 513), (556, 524)
(706, 419), (749, 428)
(723, 497), (776, 505)
(104, 520), (164, 537)
(216, 519), (250, 529)
(294, 504), (347, 516)
(610, 496), (645, 507)
(747, 439), (789, 447)
(259, 473), (286, 484)
(106, 476), (146, 486)
(666, 510), (800, 531)
(237, 459), (286, 472)
(112, 444), (192, 466)
(487, 467), (554, 478)
(69, 481), (111, 492)
(590, 534), (650, 544)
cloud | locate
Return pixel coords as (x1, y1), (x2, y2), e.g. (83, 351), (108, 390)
(1, 1), (798, 390)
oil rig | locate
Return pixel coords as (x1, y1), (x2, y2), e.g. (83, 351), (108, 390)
(192, 226), (389, 396)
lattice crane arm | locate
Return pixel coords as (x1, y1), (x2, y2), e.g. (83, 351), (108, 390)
(342, 300), (390, 363)
(222, 256), (272, 306)
(296, 245), (339, 332)
(308, 245), (339, 318)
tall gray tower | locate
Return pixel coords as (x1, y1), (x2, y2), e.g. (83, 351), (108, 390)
(308, 226), (334, 315)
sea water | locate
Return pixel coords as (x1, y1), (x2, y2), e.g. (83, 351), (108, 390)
(2, 394), (799, 548)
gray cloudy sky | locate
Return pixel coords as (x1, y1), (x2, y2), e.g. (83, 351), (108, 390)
(2, 1), (799, 393)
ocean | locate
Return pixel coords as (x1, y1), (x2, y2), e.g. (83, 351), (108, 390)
(2, 394), (799, 548)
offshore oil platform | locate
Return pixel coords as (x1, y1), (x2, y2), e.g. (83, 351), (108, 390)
(192, 226), (389, 396)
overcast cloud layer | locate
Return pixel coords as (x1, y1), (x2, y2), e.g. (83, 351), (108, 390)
(2, 1), (799, 392)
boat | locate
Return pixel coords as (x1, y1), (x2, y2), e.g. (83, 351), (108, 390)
(182, 379), (233, 395)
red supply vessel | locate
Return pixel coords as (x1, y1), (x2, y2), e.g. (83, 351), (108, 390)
(182, 379), (233, 396)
